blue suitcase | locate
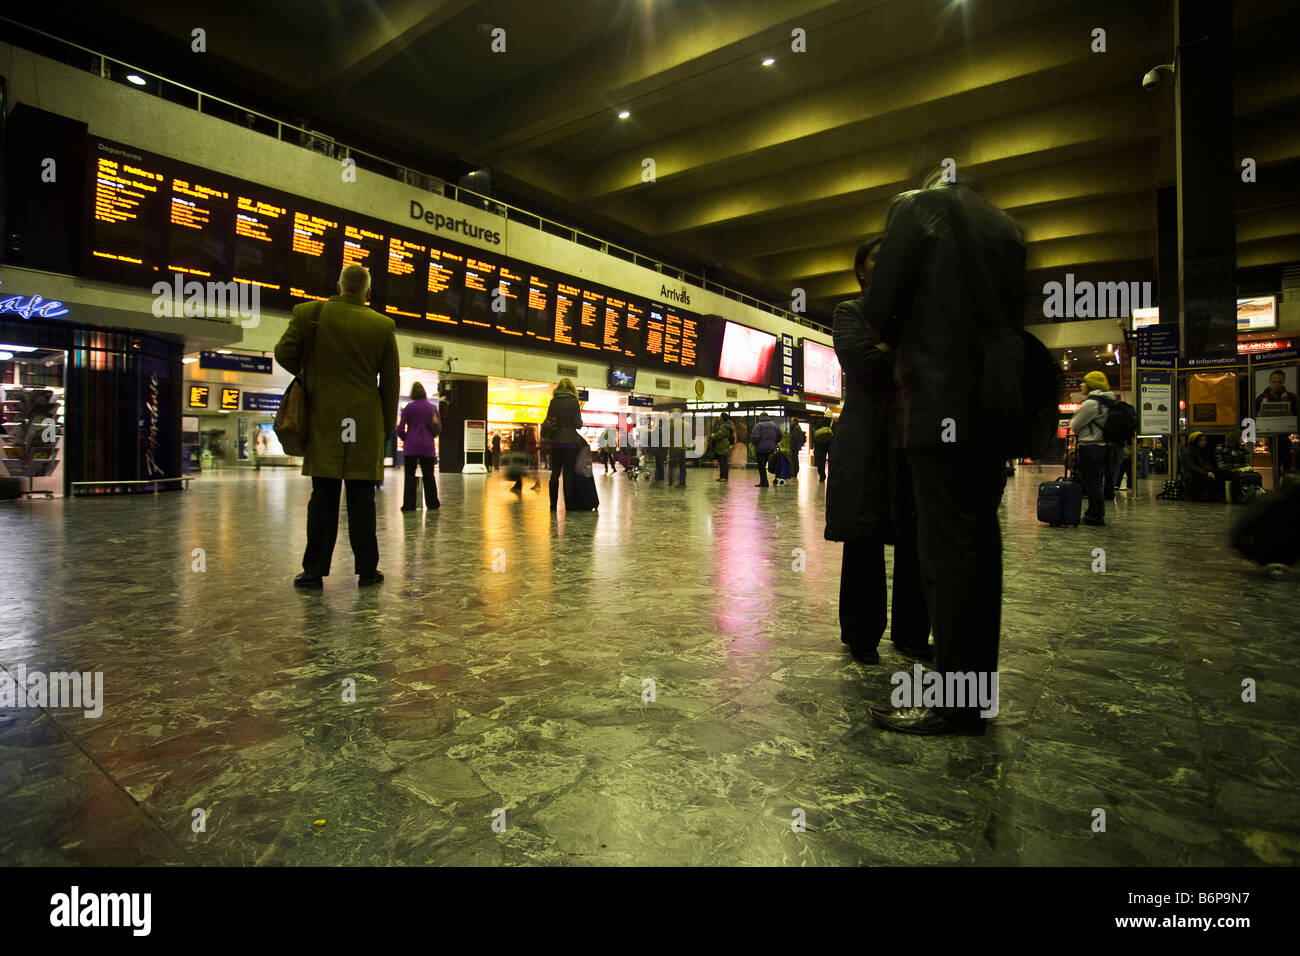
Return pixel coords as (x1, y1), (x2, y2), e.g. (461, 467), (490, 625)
(1038, 477), (1082, 526)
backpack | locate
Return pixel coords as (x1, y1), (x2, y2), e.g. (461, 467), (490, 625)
(946, 194), (1062, 460)
(1094, 395), (1137, 445)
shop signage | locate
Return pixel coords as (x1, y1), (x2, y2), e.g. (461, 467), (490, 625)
(1058, 402), (1081, 413)
(144, 373), (163, 477)
(243, 392), (282, 412)
(0, 281), (70, 320)
(200, 351), (272, 374)
(488, 403), (545, 423)
(1238, 339), (1291, 354)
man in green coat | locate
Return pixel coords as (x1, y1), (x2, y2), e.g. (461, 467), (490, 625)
(274, 264), (400, 589)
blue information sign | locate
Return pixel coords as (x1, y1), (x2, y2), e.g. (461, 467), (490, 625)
(1135, 324), (1179, 368)
(242, 392), (282, 412)
(200, 351), (273, 374)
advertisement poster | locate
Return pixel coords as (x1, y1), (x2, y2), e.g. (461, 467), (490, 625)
(1138, 371), (1172, 435)
(253, 422), (286, 457)
(1253, 365), (1298, 434)
(1188, 371), (1237, 426)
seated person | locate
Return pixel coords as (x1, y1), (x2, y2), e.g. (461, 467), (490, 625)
(1182, 431), (1222, 501)
(1214, 431), (1259, 503)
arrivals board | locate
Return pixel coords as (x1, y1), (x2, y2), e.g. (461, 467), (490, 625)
(82, 136), (730, 376)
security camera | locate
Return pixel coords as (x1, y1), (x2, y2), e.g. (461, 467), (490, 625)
(1142, 63), (1174, 91)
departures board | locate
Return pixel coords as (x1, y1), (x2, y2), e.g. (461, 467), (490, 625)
(84, 137), (714, 376)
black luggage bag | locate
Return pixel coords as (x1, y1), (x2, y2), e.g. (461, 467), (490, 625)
(567, 444), (599, 512)
(1231, 483), (1300, 575)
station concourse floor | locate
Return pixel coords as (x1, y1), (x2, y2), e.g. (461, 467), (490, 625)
(1, 462), (1296, 867)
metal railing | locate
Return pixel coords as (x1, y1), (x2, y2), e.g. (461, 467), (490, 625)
(1, 17), (830, 335)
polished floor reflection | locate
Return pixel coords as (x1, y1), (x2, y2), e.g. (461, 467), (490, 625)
(0, 463), (1296, 865)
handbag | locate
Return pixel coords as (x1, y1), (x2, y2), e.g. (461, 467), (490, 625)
(427, 407), (441, 439)
(273, 304), (322, 456)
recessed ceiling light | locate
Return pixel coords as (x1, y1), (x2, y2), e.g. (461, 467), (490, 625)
(126, 73), (146, 86)
(217, 349), (233, 354)
(182, 357), (198, 364)
(617, 110), (630, 119)
(0, 351), (13, 361)
(762, 57), (776, 67)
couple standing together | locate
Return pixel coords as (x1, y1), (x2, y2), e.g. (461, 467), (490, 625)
(826, 170), (1025, 736)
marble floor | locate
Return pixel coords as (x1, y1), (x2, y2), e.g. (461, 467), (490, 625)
(0, 462), (1296, 866)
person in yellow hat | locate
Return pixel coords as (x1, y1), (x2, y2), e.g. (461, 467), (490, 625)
(1069, 370), (1115, 525)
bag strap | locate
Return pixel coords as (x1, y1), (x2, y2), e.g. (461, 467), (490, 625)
(300, 300), (327, 375)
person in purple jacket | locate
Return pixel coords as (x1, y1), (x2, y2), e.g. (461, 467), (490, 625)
(396, 382), (440, 511)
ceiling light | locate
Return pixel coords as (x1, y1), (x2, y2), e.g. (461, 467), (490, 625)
(617, 110), (630, 119)
(0, 344), (37, 352)
(183, 357), (199, 364)
(0, 351), (12, 361)
(762, 57), (775, 67)
(126, 73), (147, 86)
(216, 349), (233, 354)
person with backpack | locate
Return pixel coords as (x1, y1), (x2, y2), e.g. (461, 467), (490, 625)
(1069, 371), (1119, 526)
(710, 412), (736, 482)
(813, 421), (834, 482)
(1215, 430), (1259, 503)
(788, 420), (806, 479)
(750, 413), (782, 487)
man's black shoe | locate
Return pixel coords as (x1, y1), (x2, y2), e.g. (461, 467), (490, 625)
(358, 571), (384, 587)
(869, 707), (986, 736)
(846, 643), (880, 664)
(294, 573), (323, 589)
(893, 642), (934, 662)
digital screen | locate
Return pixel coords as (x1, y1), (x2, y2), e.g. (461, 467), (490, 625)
(553, 283), (581, 347)
(461, 255), (498, 328)
(1237, 296), (1277, 332)
(385, 235), (427, 319)
(253, 422), (286, 457)
(90, 154), (166, 271)
(220, 388), (240, 410)
(426, 246), (463, 325)
(523, 272), (553, 341)
(82, 136), (719, 375)
(717, 321), (777, 385)
(232, 195), (286, 291)
(493, 264), (525, 335)
(288, 209), (339, 301)
(167, 176), (230, 278)
(801, 339), (842, 400)
(608, 365), (636, 390)
(1131, 306), (1160, 329)
(188, 385), (210, 408)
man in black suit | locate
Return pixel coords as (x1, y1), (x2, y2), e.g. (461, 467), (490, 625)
(863, 168), (1026, 736)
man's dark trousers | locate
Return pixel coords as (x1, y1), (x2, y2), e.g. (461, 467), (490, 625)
(1078, 443), (1107, 521)
(909, 450), (1007, 716)
(717, 452), (730, 480)
(755, 451), (771, 486)
(303, 477), (379, 577)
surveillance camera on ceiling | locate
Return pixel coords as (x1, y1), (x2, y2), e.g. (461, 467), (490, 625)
(1142, 63), (1175, 91)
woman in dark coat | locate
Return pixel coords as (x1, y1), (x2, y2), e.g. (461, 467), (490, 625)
(825, 236), (930, 663)
(541, 378), (586, 510)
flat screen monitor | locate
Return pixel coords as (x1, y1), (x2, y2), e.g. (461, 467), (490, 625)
(608, 365), (637, 390)
(1237, 296), (1277, 332)
(801, 339), (841, 400)
(716, 321), (777, 386)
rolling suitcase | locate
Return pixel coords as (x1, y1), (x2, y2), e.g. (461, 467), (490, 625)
(1231, 483), (1300, 578)
(567, 444), (599, 512)
(1037, 475), (1082, 526)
